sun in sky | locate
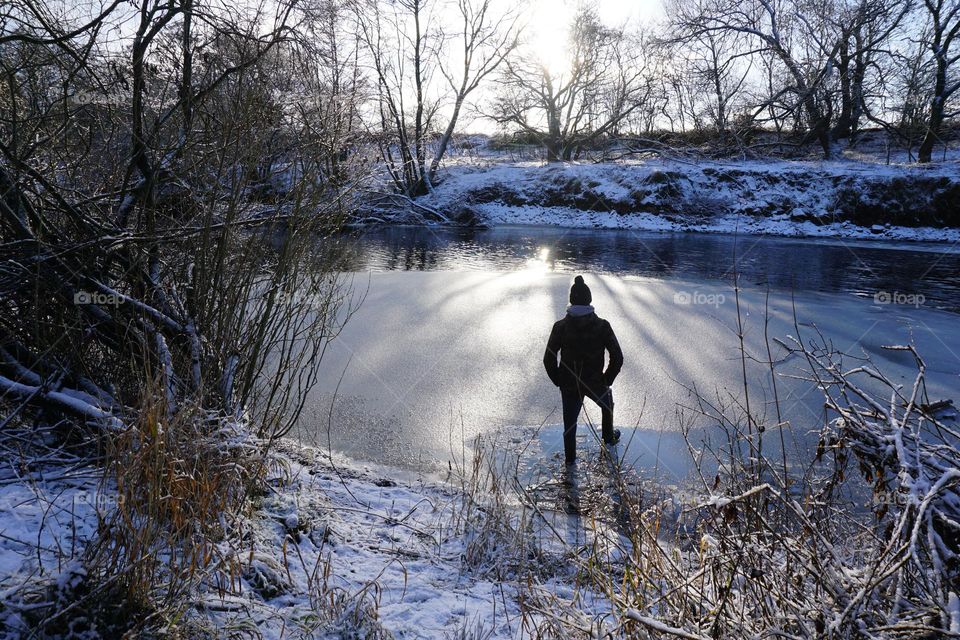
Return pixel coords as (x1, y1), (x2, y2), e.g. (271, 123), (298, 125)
(524, 0), (665, 74)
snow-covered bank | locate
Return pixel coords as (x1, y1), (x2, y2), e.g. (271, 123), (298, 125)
(422, 159), (960, 241)
(0, 438), (612, 638)
(219, 440), (613, 638)
(4, 374), (959, 639)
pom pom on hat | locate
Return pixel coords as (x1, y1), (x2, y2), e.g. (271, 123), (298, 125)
(569, 275), (592, 305)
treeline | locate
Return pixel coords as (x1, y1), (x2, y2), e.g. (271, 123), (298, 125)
(0, 0), (521, 200)
(2, 0), (958, 208)
(662, 0), (958, 163)
(493, 0), (960, 164)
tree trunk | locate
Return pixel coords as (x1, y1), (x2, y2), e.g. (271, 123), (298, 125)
(544, 103), (563, 162)
(804, 94), (832, 159)
(429, 95), (464, 183)
(412, 0), (430, 194)
(181, 0), (194, 136)
(849, 32), (866, 140)
(812, 113), (832, 159)
(833, 39), (853, 139)
(919, 61), (948, 163)
(713, 66), (726, 134)
(544, 138), (562, 162)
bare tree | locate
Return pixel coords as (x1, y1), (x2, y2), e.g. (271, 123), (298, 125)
(697, 29), (753, 134)
(280, 0), (368, 187)
(356, 0), (438, 196)
(492, 7), (656, 161)
(672, 0), (845, 157)
(861, 29), (933, 159)
(0, 0), (366, 457)
(830, 0), (908, 141)
(918, 0), (960, 162)
(667, 0), (755, 136)
(431, 0), (519, 179)
(357, 0), (517, 196)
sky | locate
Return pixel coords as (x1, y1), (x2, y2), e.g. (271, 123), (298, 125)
(524, 0), (665, 72)
(455, 0), (667, 132)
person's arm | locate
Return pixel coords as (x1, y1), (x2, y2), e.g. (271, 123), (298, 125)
(603, 321), (623, 386)
(543, 322), (562, 386)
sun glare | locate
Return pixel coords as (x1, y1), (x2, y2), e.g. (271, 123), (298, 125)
(525, 0), (665, 75)
(527, 2), (573, 74)
(518, 246), (552, 278)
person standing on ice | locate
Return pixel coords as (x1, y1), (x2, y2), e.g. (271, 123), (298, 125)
(543, 275), (624, 466)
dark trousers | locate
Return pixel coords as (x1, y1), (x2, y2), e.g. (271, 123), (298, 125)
(560, 385), (614, 462)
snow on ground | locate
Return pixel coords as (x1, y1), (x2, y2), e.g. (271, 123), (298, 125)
(0, 439), (615, 638)
(0, 471), (107, 590)
(209, 439), (612, 638)
(470, 202), (960, 241)
(0, 469), (110, 634)
(421, 158), (960, 242)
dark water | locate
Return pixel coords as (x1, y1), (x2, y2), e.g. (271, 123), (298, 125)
(332, 225), (960, 313)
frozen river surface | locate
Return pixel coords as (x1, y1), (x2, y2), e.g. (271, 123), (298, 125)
(296, 226), (960, 478)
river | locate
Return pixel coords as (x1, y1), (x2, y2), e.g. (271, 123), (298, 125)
(294, 225), (960, 484)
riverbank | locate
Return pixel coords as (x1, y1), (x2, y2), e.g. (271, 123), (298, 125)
(204, 439), (614, 638)
(0, 437), (613, 638)
(418, 159), (960, 242)
(5, 377), (957, 639)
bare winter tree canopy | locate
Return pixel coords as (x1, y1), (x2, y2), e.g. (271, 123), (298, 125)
(491, 7), (657, 161)
(478, 0), (957, 163)
(356, 0), (519, 195)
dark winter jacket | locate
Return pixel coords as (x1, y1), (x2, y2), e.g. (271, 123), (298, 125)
(543, 308), (623, 394)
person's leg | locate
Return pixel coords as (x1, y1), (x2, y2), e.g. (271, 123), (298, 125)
(560, 387), (584, 464)
(586, 386), (616, 443)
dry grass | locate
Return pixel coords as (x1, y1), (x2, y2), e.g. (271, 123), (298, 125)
(13, 379), (261, 635)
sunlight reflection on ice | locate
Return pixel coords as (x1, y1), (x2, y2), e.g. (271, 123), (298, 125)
(515, 246), (552, 279)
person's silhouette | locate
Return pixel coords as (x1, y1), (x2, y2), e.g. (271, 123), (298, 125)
(543, 275), (623, 466)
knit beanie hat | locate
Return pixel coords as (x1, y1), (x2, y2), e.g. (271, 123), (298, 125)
(569, 275), (592, 305)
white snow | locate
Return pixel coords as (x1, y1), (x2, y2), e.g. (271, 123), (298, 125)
(0, 471), (110, 631)
(420, 158), (960, 242)
(207, 441), (614, 638)
(949, 591), (960, 633)
(0, 440), (616, 638)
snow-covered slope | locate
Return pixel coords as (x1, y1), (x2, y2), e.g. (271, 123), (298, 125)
(422, 159), (960, 241)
